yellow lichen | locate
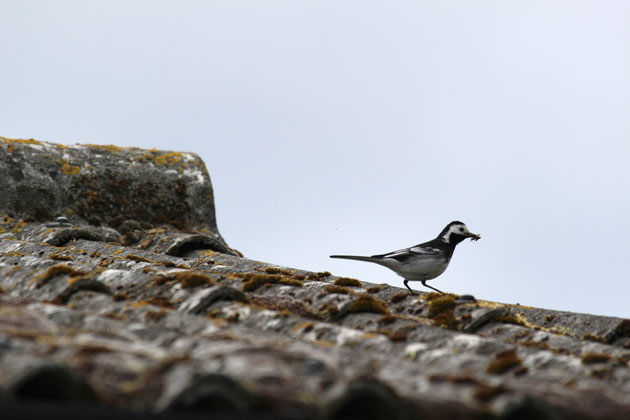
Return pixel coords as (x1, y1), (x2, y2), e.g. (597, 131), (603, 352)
(61, 160), (80, 175)
(153, 152), (184, 166)
(11, 220), (28, 234)
(0, 136), (42, 145)
(80, 143), (124, 152)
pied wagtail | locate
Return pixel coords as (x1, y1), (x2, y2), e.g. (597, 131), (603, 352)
(330, 221), (480, 294)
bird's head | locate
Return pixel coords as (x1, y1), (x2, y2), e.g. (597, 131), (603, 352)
(439, 221), (481, 245)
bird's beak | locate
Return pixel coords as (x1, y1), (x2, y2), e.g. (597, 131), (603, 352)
(469, 232), (481, 241)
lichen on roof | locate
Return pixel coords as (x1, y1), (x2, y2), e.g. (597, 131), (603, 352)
(1, 137), (630, 419)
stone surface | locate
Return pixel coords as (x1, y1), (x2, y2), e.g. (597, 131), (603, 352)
(1, 137), (630, 420)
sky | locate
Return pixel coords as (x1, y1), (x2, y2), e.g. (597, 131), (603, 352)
(1, 1), (629, 318)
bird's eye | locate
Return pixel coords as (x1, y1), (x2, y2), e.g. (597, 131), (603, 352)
(459, 228), (464, 232)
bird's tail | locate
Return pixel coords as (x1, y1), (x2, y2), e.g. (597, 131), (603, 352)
(329, 255), (377, 263)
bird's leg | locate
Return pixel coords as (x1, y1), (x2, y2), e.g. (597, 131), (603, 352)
(421, 279), (444, 294)
(403, 280), (418, 295)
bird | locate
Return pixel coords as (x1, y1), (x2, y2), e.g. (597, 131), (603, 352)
(330, 221), (480, 294)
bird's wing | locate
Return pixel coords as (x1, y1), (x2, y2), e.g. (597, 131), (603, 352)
(373, 245), (441, 263)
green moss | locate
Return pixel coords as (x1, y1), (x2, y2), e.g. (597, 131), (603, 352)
(260, 266), (294, 275)
(48, 253), (74, 261)
(324, 284), (354, 295)
(348, 295), (390, 315)
(610, 319), (630, 340)
(388, 329), (408, 342)
(334, 277), (362, 287)
(177, 272), (215, 288)
(366, 285), (381, 294)
(486, 349), (522, 374)
(517, 341), (550, 350)
(376, 328), (407, 341)
(378, 315), (401, 325)
(153, 271), (215, 288)
(240, 273), (304, 292)
(145, 310), (169, 323)
(424, 292), (445, 301)
(582, 334), (607, 344)
(473, 384), (509, 402)
(427, 295), (457, 318)
(317, 302), (340, 317)
(581, 353), (612, 364)
(306, 271), (331, 280)
(492, 314), (527, 327)
(147, 296), (175, 309)
(390, 292), (410, 303)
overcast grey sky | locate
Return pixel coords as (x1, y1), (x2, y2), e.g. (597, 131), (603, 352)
(2, 1), (629, 317)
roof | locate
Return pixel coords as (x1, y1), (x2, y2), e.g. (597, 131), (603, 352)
(1, 137), (630, 420)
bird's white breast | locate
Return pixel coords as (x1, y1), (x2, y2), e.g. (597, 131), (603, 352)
(386, 255), (450, 280)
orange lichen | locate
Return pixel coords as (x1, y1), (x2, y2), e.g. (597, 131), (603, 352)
(31, 264), (85, 288)
(153, 152), (184, 166)
(11, 220), (28, 234)
(0, 136), (42, 145)
(366, 285), (382, 293)
(334, 277), (362, 287)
